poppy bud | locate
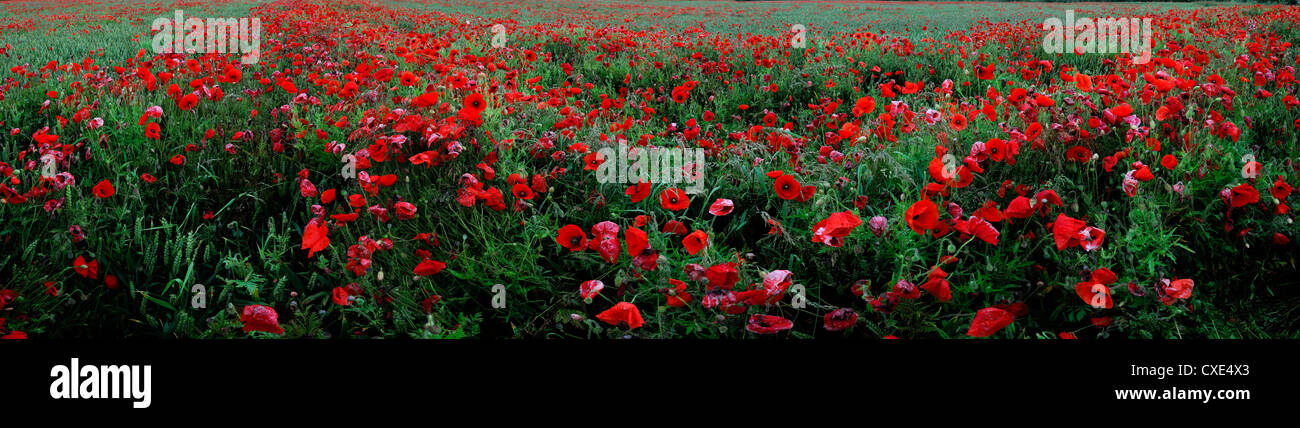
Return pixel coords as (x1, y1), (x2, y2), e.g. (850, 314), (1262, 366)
(869, 216), (887, 237)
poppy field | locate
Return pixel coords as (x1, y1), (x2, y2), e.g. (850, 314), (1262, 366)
(2, 0), (1300, 339)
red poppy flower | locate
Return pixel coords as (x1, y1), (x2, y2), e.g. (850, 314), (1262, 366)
(626, 227), (649, 257)
(920, 277), (951, 302)
(746, 314), (793, 334)
(457, 107), (482, 125)
(1159, 278), (1195, 305)
(659, 187), (689, 211)
(1131, 163), (1155, 182)
(170, 154), (186, 165)
(413, 259), (446, 276)
(797, 184), (817, 202)
(1108, 103), (1134, 118)
(277, 79), (299, 94)
(1075, 268), (1117, 309)
(580, 280), (605, 300)
(708, 198), (734, 216)
(177, 93), (198, 111)
(823, 308), (858, 331)
(240, 304), (284, 334)
(92, 179), (115, 198)
(1160, 154), (1179, 170)
(393, 201), (417, 220)
(589, 234), (620, 264)
(531, 174), (548, 194)
(511, 183), (534, 200)
(1003, 196), (1034, 219)
(760, 270), (793, 302)
(413, 91), (440, 108)
(1075, 73), (1093, 92)
(1025, 122), (1043, 141)
(556, 223), (587, 249)
(852, 96), (875, 117)
(1269, 177), (1292, 200)
(662, 220), (688, 235)
(398, 71), (419, 86)
(986, 138), (1007, 162)
(1228, 183), (1260, 208)
(1065, 146), (1092, 162)
(331, 287), (351, 306)
(1052, 213), (1105, 251)
(463, 92), (486, 112)
(629, 248), (658, 271)
(954, 216), (1000, 245)
(682, 229), (708, 255)
(774, 174), (801, 200)
(299, 179), (318, 198)
(663, 278), (692, 307)
(905, 199), (939, 235)
(145, 122), (161, 139)
(589, 219), (619, 237)
(73, 255), (98, 280)
(596, 302), (644, 329)
(928, 156), (973, 187)
(705, 263), (739, 290)
(967, 307), (1014, 338)
(301, 221), (330, 258)
(625, 181), (651, 202)
(972, 201), (1003, 223)
(0, 289), (16, 312)
(331, 212), (360, 224)
(949, 113), (968, 131)
(811, 210), (862, 247)
(1035, 189), (1065, 210)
